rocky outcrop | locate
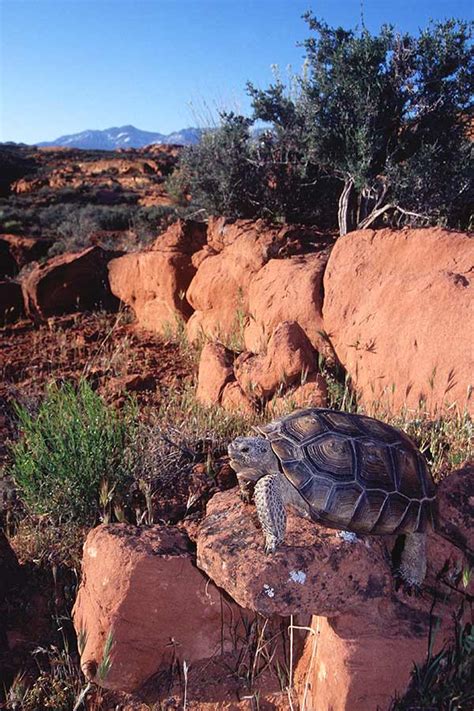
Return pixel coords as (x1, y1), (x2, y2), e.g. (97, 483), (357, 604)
(186, 218), (324, 343)
(234, 321), (318, 401)
(196, 342), (236, 406)
(0, 281), (24, 324)
(323, 227), (474, 415)
(73, 524), (247, 693)
(22, 246), (120, 321)
(244, 252), (329, 354)
(108, 221), (206, 333)
(293, 614), (435, 711)
(0, 234), (52, 277)
(197, 465), (473, 711)
(196, 322), (328, 414)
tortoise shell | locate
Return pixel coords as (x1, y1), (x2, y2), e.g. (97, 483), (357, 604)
(255, 408), (437, 535)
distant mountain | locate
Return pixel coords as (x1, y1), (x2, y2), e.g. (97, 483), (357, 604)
(36, 125), (203, 150)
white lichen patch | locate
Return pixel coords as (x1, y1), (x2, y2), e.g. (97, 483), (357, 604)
(289, 569), (307, 585)
(263, 583), (275, 598)
(338, 530), (358, 543)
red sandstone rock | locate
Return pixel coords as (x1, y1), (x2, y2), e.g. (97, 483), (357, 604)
(22, 246), (120, 321)
(234, 321), (318, 401)
(0, 280), (24, 324)
(197, 488), (391, 618)
(196, 342), (235, 406)
(268, 373), (328, 415)
(186, 219), (309, 344)
(108, 251), (195, 333)
(73, 524), (246, 693)
(151, 219), (207, 255)
(323, 227), (474, 415)
(244, 253), (329, 355)
(191, 244), (216, 269)
(220, 381), (255, 415)
(294, 614), (447, 711)
(0, 234), (52, 278)
(197, 466), (473, 710)
(108, 221), (207, 333)
(196, 467), (472, 618)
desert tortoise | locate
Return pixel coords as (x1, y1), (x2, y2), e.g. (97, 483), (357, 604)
(228, 407), (437, 587)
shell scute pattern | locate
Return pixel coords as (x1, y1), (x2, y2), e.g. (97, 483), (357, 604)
(349, 490), (388, 532)
(298, 473), (333, 510)
(323, 483), (363, 526)
(270, 437), (302, 463)
(277, 410), (328, 442)
(281, 459), (315, 491)
(356, 439), (395, 491)
(304, 435), (355, 483)
(268, 408), (436, 535)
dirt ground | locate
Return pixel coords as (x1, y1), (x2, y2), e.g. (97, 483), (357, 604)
(0, 310), (193, 464)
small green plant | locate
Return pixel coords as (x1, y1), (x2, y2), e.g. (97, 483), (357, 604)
(389, 620), (474, 710)
(9, 380), (137, 525)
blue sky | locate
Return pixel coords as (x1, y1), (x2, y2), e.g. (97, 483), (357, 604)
(1, 0), (472, 144)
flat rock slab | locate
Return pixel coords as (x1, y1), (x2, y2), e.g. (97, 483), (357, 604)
(196, 480), (472, 622)
(197, 489), (392, 618)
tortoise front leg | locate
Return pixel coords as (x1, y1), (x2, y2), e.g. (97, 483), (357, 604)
(254, 473), (286, 554)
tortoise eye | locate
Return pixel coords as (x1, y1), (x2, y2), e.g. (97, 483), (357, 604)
(241, 446), (250, 453)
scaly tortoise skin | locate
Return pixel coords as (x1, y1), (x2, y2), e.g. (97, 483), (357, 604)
(228, 407), (438, 587)
(254, 407), (437, 535)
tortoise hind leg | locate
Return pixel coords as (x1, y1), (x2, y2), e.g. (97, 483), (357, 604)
(400, 532), (427, 587)
(254, 473), (286, 554)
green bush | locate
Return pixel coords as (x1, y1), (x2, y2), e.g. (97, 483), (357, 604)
(9, 380), (137, 525)
(181, 17), (473, 233)
(178, 112), (265, 218)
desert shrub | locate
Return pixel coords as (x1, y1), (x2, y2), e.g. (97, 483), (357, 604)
(182, 17), (473, 233)
(9, 380), (137, 525)
(178, 112), (266, 218)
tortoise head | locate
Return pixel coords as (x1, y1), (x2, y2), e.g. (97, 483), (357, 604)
(228, 436), (279, 475)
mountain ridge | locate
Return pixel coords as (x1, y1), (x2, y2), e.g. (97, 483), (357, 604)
(36, 124), (202, 150)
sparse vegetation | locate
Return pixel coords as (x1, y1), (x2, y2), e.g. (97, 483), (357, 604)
(9, 380), (137, 525)
(389, 615), (474, 710)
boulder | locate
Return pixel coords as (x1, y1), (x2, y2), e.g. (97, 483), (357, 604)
(0, 234), (52, 277)
(234, 321), (318, 401)
(220, 381), (255, 415)
(108, 251), (195, 332)
(268, 374), (328, 415)
(196, 342), (235, 406)
(323, 227), (474, 415)
(197, 466), (473, 711)
(293, 614), (439, 711)
(73, 524), (246, 693)
(108, 220), (207, 334)
(197, 489), (391, 618)
(0, 280), (24, 324)
(244, 253), (329, 354)
(22, 246), (120, 321)
(186, 219), (315, 344)
(151, 219), (207, 255)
